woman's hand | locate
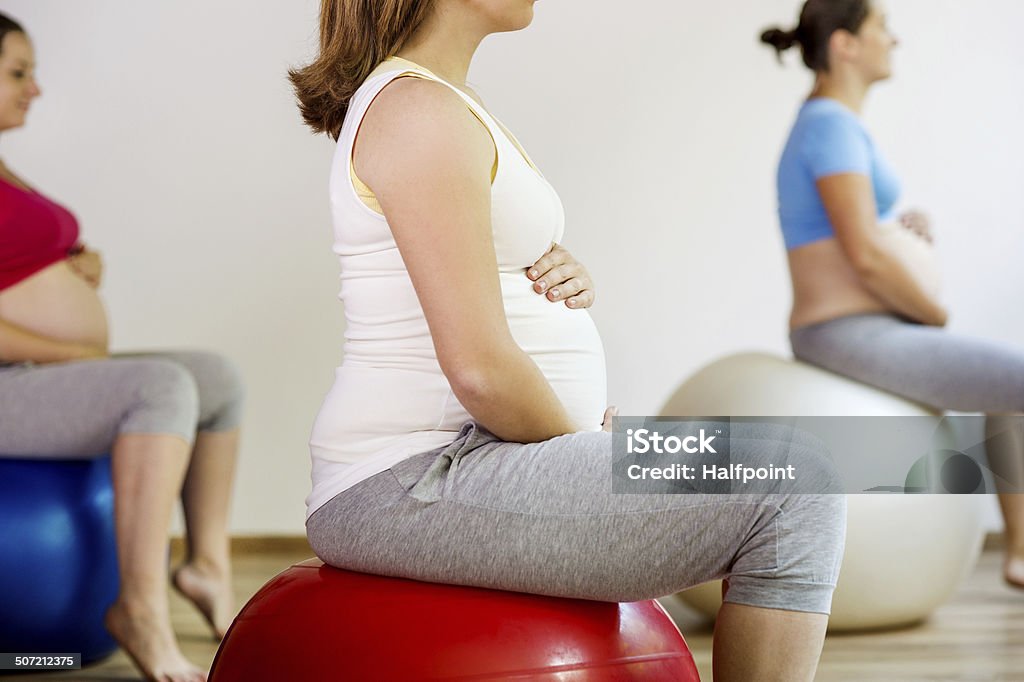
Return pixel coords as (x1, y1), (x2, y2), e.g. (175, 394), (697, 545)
(68, 248), (103, 289)
(527, 243), (595, 309)
(899, 210), (933, 244)
(601, 406), (618, 433)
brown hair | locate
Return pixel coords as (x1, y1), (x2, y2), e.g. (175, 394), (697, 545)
(761, 0), (871, 72)
(289, 0), (435, 140)
(0, 12), (27, 56)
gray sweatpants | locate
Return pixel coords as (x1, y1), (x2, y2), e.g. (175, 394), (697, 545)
(0, 351), (245, 457)
(307, 421), (847, 614)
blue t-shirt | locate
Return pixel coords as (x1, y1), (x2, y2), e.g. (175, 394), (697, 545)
(776, 98), (901, 250)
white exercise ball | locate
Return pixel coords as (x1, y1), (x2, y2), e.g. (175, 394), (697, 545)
(661, 353), (986, 631)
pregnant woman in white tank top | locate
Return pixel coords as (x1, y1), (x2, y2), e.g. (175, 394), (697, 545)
(305, 55), (607, 513)
(291, 2), (847, 680)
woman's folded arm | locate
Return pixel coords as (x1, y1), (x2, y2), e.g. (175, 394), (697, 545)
(0, 315), (107, 364)
(818, 173), (947, 326)
(356, 77), (578, 442)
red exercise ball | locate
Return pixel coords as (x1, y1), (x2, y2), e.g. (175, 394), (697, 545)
(210, 559), (701, 681)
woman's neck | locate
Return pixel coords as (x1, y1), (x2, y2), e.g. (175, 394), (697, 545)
(810, 71), (870, 114)
(0, 157), (18, 184)
(395, 10), (485, 87)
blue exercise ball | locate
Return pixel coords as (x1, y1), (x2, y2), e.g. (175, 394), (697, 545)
(0, 456), (120, 663)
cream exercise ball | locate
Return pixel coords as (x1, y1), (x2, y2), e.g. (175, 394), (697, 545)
(661, 353), (986, 631)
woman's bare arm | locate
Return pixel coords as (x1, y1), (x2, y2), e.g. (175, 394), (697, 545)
(818, 173), (947, 326)
(0, 316), (107, 363)
(355, 77), (578, 441)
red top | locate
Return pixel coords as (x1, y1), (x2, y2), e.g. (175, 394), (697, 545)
(0, 178), (80, 291)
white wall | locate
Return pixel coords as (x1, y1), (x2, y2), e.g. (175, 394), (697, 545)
(2, 0), (1020, 533)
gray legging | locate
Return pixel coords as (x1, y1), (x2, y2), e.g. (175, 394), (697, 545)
(0, 351), (245, 458)
(791, 313), (1024, 413)
(791, 312), (1024, 489)
(307, 421), (847, 614)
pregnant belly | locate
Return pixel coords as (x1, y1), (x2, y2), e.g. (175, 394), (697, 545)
(0, 260), (109, 348)
(503, 281), (608, 430)
(789, 240), (892, 329)
(877, 221), (942, 298)
(788, 226), (942, 329)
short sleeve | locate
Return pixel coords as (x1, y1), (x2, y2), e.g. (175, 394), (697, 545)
(799, 110), (872, 179)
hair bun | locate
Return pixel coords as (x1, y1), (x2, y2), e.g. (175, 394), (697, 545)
(761, 26), (798, 62)
(760, 26), (799, 55)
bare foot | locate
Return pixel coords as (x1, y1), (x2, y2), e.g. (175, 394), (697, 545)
(172, 561), (235, 640)
(1005, 551), (1024, 589)
(105, 600), (206, 682)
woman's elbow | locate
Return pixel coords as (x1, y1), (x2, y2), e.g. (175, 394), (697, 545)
(446, 363), (508, 412)
(847, 242), (883, 278)
(443, 348), (512, 404)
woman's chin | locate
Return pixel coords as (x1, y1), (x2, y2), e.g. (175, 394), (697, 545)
(0, 117), (27, 133)
(503, 5), (535, 32)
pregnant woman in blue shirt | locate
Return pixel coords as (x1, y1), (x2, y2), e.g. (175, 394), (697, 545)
(763, 0), (1024, 588)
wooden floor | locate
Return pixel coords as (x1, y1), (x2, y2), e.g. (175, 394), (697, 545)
(12, 549), (1024, 681)
(662, 551), (1024, 681)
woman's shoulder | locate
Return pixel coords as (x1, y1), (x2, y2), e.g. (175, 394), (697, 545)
(351, 73), (494, 194)
(797, 99), (864, 130)
(791, 99), (869, 150)
(359, 75), (482, 141)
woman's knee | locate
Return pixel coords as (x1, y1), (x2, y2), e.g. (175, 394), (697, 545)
(169, 351), (246, 431)
(724, 492), (846, 614)
(120, 359), (201, 440)
(779, 492), (847, 584)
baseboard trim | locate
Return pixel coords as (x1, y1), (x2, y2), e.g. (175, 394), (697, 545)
(170, 535), (313, 557)
(984, 532), (1005, 552)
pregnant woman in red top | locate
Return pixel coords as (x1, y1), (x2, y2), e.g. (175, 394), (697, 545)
(0, 14), (242, 682)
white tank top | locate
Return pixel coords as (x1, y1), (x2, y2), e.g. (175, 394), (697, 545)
(307, 58), (607, 518)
